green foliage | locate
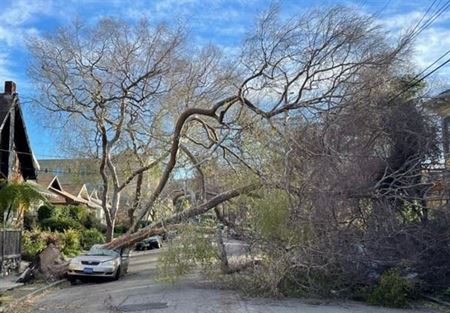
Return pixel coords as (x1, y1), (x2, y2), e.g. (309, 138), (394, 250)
(114, 224), (129, 235)
(21, 229), (48, 261)
(38, 206), (92, 232)
(40, 216), (83, 232)
(43, 205), (105, 232)
(248, 189), (295, 242)
(37, 205), (54, 222)
(367, 269), (415, 308)
(22, 228), (84, 259)
(67, 205), (88, 224)
(80, 228), (105, 250)
(138, 220), (151, 229)
(60, 229), (81, 256)
(389, 74), (426, 101)
(0, 182), (45, 221)
(83, 212), (104, 232)
(35, 203), (105, 253)
(53, 206), (70, 219)
(157, 225), (218, 283)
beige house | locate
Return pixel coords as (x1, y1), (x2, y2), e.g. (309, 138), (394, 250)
(37, 174), (106, 224)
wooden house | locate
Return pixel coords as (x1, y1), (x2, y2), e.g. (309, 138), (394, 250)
(0, 81), (38, 182)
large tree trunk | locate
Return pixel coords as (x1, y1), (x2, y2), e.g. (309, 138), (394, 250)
(105, 218), (115, 242)
(128, 172), (143, 227)
(107, 183), (260, 250)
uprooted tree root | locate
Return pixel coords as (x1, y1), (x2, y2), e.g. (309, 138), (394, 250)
(17, 243), (69, 284)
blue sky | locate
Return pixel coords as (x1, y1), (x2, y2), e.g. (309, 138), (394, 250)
(0, 0), (449, 159)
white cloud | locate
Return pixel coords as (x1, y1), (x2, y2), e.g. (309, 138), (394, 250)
(0, 0), (53, 26)
(414, 27), (450, 65)
(380, 10), (423, 31)
(378, 8), (450, 86)
(0, 0), (53, 92)
(0, 52), (14, 78)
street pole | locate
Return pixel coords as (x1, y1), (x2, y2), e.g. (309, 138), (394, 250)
(1, 210), (6, 276)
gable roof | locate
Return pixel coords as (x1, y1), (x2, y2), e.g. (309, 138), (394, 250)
(60, 183), (84, 197)
(37, 174), (63, 190)
(0, 94), (13, 128)
(0, 82), (37, 180)
(37, 174), (104, 210)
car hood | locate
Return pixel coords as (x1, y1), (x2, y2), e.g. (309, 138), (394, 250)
(72, 255), (118, 263)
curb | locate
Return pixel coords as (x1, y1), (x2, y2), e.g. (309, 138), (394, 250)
(0, 279), (66, 313)
(0, 282), (24, 293)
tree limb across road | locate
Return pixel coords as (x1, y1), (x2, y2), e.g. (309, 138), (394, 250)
(106, 183), (261, 250)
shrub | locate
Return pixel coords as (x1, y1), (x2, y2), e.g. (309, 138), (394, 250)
(68, 205), (88, 224)
(157, 225), (217, 283)
(114, 224), (129, 235)
(22, 228), (83, 260)
(40, 216), (83, 232)
(138, 220), (150, 229)
(367, 269), (415, 308)
(21, 229), (49, 261)
(83, 213), (103, 230)
(60, 229), (81, 257)
(80, 228), (105, 250)
(37, 205), (54, 222)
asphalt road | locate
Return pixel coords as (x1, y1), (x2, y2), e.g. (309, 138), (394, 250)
(28, 248), (437, 313)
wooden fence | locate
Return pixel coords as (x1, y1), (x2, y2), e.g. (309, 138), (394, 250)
(0, 229), (21, 274)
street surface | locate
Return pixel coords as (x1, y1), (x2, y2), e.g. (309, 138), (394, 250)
(28, 248), (437, 313)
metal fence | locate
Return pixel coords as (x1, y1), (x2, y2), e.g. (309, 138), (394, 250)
(0, 229), (21, 274)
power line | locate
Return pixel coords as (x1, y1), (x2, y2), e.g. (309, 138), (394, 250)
(409, 0), (439, 37)
(384, 1), (450, 103)
(412, 0), (450, 39)
(388, 47), (450, 103)
(0, 146), (90, 160)
(389, 56), (450, 103)
(0, 148), (163, 176)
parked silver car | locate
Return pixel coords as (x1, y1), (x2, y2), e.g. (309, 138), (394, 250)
(67, 245), (130, 284)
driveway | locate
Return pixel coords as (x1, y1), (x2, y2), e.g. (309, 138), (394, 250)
(27, 249), (436, 313)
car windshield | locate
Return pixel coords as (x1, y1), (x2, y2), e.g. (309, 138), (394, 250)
(86, 246), (119, 257)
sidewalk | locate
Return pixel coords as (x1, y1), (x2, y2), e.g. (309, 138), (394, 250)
(0, 274), (23, 292)
(0, 265), (66, 313)
(0, 279), (65, 313)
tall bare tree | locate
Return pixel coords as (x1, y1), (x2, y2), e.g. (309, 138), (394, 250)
(28, 18), (183, 240)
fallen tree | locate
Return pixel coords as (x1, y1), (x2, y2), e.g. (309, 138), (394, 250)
(107, 183), (260, 250)
(29, 5), (409, 246)
(29, 7), (428, 304)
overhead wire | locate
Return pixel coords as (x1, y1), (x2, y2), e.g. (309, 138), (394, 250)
(384, 0), (450, 103)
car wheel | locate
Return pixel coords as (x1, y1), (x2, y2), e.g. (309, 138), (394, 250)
(68, 277), (77, 285)
(113, 266), (121, 280)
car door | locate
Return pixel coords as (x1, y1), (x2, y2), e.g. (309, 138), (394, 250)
(120, 248), (131, 275)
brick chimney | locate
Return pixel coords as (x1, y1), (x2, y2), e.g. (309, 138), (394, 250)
(4, 81), (16, 95)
